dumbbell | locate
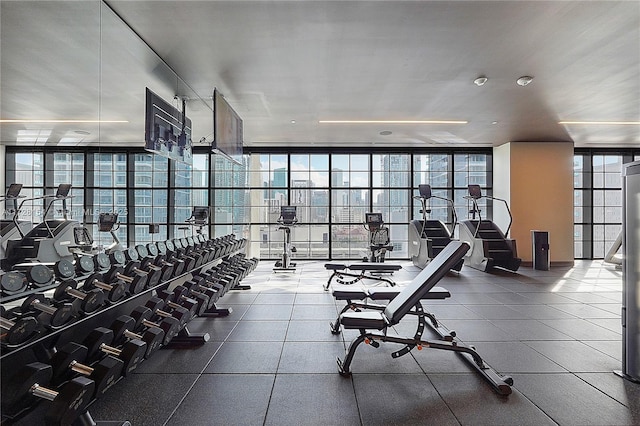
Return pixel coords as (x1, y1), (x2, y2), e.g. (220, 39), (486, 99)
(82, 327), (146, 375)
(26, 264), (55, 288)
(0, 312), (40, 345)
(1, 271), (28, 295)
(53, 279), (105, 314)
(50, 342), (123, 397)
(75, 255), (95, 276)
(166, 285), (211, 316)
(108, 249), (126, 266)
(145, 297), (191, 328)
(122, 260), (162, 288)
(158, 288), (200, 318)
(1, 362), (95, 425)
(110, 315), (164, 358)
(103, 265), (148, 294)
(94, 252), (111, 271)
(183, 278), (219, 307)
(194, 272), (230, 297)
(20, 294), (75, 328)
(123, 247), (139, 262)
(130, 306), (180, 346)
(140, 256), (175, 282)
(53, 259), (76, 281)
(82, 272), (126, 303)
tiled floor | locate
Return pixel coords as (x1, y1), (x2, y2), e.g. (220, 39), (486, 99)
(78, 260), (639, 424)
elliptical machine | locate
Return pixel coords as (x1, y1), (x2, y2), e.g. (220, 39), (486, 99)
(458, 184), (521, 272)
(186, 206), (210, 237)
(362, 212), (393, 263)
(273, 206), (297, 272)
(98, 212), (124, 254)
(408, 184), (462, 271)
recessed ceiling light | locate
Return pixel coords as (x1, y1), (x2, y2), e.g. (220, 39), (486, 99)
(491, 121), (498, 125)
(473, 77), (488, 86)
(318, 120), (467, 124)
(516, 76), (533, 86)
(558, 121), (640, 125)
(290, 120), (296, 124)
(74, 130), (91, 135)
(379, 130), (393, 135)
(0, 119), (129, 123)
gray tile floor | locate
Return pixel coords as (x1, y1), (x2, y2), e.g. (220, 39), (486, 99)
(86, 260), (639, 425)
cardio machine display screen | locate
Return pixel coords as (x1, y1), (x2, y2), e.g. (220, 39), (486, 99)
(418, 184), (432, 199)
(468, 184), (482, 199)
(6, 183), (22, 198)
(365, 213), (382, 224)
(98, 212), (118, 232)
(281, 206), (297, 220)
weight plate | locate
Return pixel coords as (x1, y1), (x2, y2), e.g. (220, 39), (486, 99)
(187, 236), (194, 247)
(77, 256), (95, 274)
(136, 244), (148, 258)
(165, 240), (175, 252)
(126, 247), (138, 262)
(111, 250), (126, 265)
(27, 264), (54, 287)
(1, 271), (28, 294)
(147, 243), (158, 256)
(54, 259), (75, 279)
(157, 241), (167, 254)
(95, 253), (110, 270)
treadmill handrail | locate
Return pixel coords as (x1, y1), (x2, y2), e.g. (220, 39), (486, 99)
(13, 194), (57, 238)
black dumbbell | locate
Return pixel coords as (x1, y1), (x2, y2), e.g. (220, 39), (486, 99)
(53, 259), (76, 281)
(159, 289), (200, 318)
(82, 327), (146, 376)
(108, 250), (127, 266)
(183, 279), (219, 307)
(103, 265), (147, 294)
(124, 261), (162, 287)
(0, 312), (39, 345)
(26, 264), (55, 288)
(83, 272), (126, 303)
(1, 362), (94, 425)
(53, 279), (105, 314)
(110, 315), (164, 358)
(75, 255), (95, 275)
(140, 256), (175, 282)
(50, 342), (123, 397)
(123, 247), (139, 262)
(130, 306), (180, 346)
(166, 286), (211, 317)
(145, 297), (191, 328)
(94, 252), (111, 271)
(1, 271), (28, 295)
(21, 294), (75, 328)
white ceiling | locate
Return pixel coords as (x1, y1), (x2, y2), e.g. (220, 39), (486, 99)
(1, 1), (639, 149)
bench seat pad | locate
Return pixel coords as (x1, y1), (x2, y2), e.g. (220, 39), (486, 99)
(340, 311), (388, 330)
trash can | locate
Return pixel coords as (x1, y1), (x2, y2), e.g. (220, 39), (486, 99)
(531, 230), (550, 270)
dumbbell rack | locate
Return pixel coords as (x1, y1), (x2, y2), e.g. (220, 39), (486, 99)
(1, 234), (250, 425)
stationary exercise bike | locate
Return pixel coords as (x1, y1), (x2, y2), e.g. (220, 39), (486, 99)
(185, 206), (210, 237)
(362, 212), (393, 263)
(273, 206), (297, 272)
(408, 184), (463, 271)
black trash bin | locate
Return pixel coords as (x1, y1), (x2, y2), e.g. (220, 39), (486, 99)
(531, 230), (550, 271)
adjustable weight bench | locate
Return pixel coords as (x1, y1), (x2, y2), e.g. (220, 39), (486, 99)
(335, 241), (513, 396)
(323, 263), (402, 291)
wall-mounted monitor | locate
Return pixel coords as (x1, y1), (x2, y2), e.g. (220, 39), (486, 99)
(145, 87), (193, 165)
(211, 88), (243, 165)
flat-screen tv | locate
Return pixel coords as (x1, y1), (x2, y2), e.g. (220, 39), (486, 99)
(145, 87), (193, 165)
(211, 88), (243, 165)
